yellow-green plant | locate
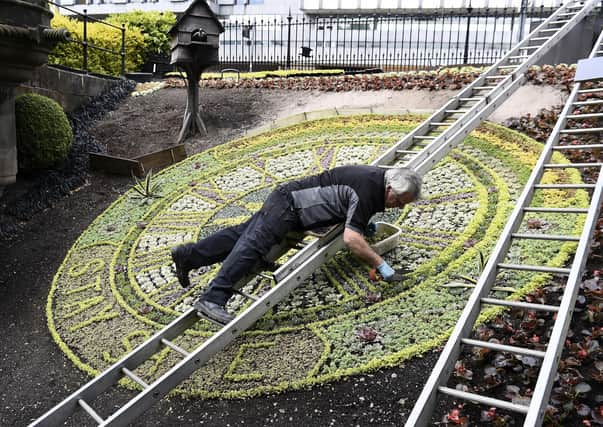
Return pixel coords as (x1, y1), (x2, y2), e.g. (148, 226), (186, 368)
(49, 14), (145, 76)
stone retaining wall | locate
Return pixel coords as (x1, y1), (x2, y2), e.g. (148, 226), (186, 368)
(16, 65), (122, 112)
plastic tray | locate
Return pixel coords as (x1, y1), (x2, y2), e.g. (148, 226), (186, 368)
(370, 221), (402, 255)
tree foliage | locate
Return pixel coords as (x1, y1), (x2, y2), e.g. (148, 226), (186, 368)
(106, 11), (176, 57)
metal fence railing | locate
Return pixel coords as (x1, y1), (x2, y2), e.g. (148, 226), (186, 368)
(48, 1), (126, 75)
(219, 5), (558, 71)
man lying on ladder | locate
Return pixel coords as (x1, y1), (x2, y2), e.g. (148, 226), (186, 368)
(171, 165), (423, 324)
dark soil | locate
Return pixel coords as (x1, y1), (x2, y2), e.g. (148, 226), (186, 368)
(0, 83), (600, 426)
(90, 87), (294, 158)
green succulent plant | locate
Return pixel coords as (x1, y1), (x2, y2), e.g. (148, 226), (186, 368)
(131, 169), (161, 199)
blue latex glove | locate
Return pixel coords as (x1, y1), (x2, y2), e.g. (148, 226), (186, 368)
(365, 222), (377, 237)
(377, 261), (395, 282)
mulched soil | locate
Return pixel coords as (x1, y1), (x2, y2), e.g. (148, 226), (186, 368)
(0, 79), (600, 426)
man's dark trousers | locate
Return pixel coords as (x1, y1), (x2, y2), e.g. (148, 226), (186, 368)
(186, 188), (300, 306)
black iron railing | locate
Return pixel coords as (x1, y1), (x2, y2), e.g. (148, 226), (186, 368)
(47, 1), (126, 75)
(219, 5), (556, 71)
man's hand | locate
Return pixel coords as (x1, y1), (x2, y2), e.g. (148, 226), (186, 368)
(342, 228), (383, 268)
(376, 262), (411, 282)
(377, 261), (395, 281)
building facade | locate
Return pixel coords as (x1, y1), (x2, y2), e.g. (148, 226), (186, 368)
(57, 0), (568, 19)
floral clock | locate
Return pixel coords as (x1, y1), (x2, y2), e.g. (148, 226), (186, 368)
(48, 114), (587, 398)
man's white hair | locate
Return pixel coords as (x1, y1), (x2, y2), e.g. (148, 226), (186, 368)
(384, 167), (422, 199)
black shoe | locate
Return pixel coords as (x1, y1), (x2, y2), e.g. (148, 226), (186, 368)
(171, 244), (194, 288)
(194, 299), (234, 324)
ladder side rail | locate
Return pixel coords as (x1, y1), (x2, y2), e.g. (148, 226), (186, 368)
(404, 80), (582, 426)
(509, 0), (599, 78)
(371, 98), (463, 166)
(374, 0), (597, 170)
(525, 25), (603, 425)
(273, 223), (343, 282)
(525, 170), (603, 426)
(405, 0), (598, 172)
(410, 74), (527, 174)
(31, 225), (343, 427)
(587, 22), (603, 60)
(101, 236), (347, 426)
(29, 310), (200, 427)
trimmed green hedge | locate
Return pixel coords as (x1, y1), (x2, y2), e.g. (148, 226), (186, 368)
(49, 13), (145, 76)
(15, 93), (74, 170)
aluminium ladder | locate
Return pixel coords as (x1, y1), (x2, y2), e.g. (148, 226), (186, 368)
(406, 25), (603, 427)
(31, 1), (599, 425)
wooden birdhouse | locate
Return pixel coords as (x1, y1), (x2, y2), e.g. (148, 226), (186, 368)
(168, 0), (224, 66)
(168, 0), (224, 143)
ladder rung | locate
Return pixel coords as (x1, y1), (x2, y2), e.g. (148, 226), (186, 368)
(445, 109), (470, 113)
(549, 20), (571, 24)
(573, 99), (603, 106)
(538, 28), (559, 33)
(529, 37), (551, 42)
(498, 65), (518, 69)
(523, 207), (589, 213)
(459, 97), (484, 101)
(461, 338), (546, 358)
(534, 183), (596, 189)
(485, 75), (507, 79)
(497, 263), (571, 274)
(257, 272), (275, 281)
(544, 162), (603, 168)
(161, 338), (190, 357)
(577, 88), (603, 94)
(122, 367), (149, 389)
(559, 128), (603, 135)
(197, 312), (229, 327)
(481, 297), (560, 312)
(234, 290), (260, 301)
(508, 55), (530, 59)
(511, 232), (580, 242)
(413, 135), (437, 139)
(396, 150), (419, 154)
(519, 46), (539, 50)
(430, 122), (453, 126)
(566, 112), (603, 119)
(473, 86), (496, 90)
(78, 399), (105, 424)
(438, 387), (530, 414)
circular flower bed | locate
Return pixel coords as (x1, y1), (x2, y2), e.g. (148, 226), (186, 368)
(47, 114), (588, 399)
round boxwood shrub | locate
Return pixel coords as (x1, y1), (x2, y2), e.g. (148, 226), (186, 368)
(15, 93), (74, 170)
